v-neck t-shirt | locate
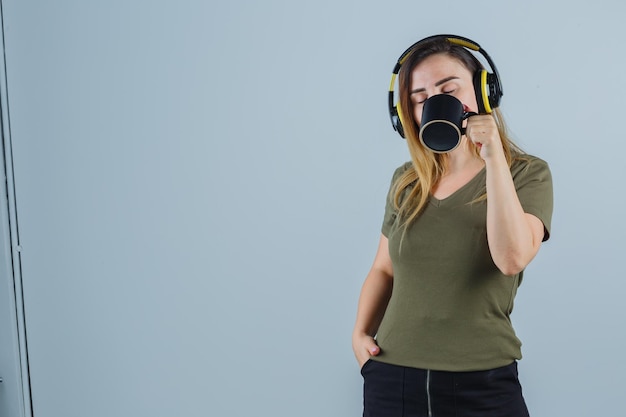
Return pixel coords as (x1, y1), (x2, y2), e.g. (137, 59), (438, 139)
(375, 155), (553, 372)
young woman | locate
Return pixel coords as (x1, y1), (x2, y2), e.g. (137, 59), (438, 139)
(352, 35), (553, 417)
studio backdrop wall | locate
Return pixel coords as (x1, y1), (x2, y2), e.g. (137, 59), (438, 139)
(0, 1), (624, 416)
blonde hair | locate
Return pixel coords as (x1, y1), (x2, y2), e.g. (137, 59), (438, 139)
(392, 40), (524, 231)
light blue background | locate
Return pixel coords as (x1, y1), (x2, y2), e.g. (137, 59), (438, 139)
(2, 0), (625, 416)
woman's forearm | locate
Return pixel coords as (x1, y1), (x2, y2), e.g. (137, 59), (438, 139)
(353, 268), (394, 337)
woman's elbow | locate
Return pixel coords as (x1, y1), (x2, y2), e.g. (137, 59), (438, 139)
(493, 251), (536, 276)
(496, 261), (525, 276)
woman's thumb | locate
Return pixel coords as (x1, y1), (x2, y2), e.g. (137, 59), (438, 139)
(367, 341), (380, 356)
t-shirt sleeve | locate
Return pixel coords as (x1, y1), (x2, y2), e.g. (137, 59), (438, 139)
(382, 163), (410, 237)
(512, 156), (554, 241)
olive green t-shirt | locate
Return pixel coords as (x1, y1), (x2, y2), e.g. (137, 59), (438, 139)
(375, 155), (553, 372)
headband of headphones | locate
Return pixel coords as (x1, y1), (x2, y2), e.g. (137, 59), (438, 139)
(388, 34), (503, 138)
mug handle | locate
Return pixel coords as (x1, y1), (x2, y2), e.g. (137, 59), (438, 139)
(460, 112), (478, 135)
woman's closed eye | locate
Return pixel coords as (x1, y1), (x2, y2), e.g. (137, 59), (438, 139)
(413, 89), (456, 104)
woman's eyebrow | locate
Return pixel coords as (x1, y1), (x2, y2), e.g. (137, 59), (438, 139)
(410, 76), (460, 95)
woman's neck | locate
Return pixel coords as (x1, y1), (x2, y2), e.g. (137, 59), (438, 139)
(443, 142), (484, 175)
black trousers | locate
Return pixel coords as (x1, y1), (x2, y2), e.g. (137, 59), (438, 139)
(361, 359), (530, 417)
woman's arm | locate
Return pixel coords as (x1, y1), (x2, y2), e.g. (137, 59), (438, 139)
(352, 234), (394, 367)
(467, 115), (546, 275)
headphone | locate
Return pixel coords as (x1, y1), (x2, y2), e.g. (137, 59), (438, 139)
(388, 34), (503, 138)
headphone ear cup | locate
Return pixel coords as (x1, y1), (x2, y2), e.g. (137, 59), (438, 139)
(391, 104), (406, 138)
(487, 72), (503, 109)
(473, 69), (490, 114)
(473, 69), (503, 114)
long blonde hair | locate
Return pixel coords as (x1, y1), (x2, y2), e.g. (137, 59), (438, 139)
(393, 38), (524, 230)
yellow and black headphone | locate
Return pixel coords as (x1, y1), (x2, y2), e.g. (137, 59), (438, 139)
(389, 34), (503, 138)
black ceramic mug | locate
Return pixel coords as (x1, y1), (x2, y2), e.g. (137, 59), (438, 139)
(419, 94), (476, 153)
